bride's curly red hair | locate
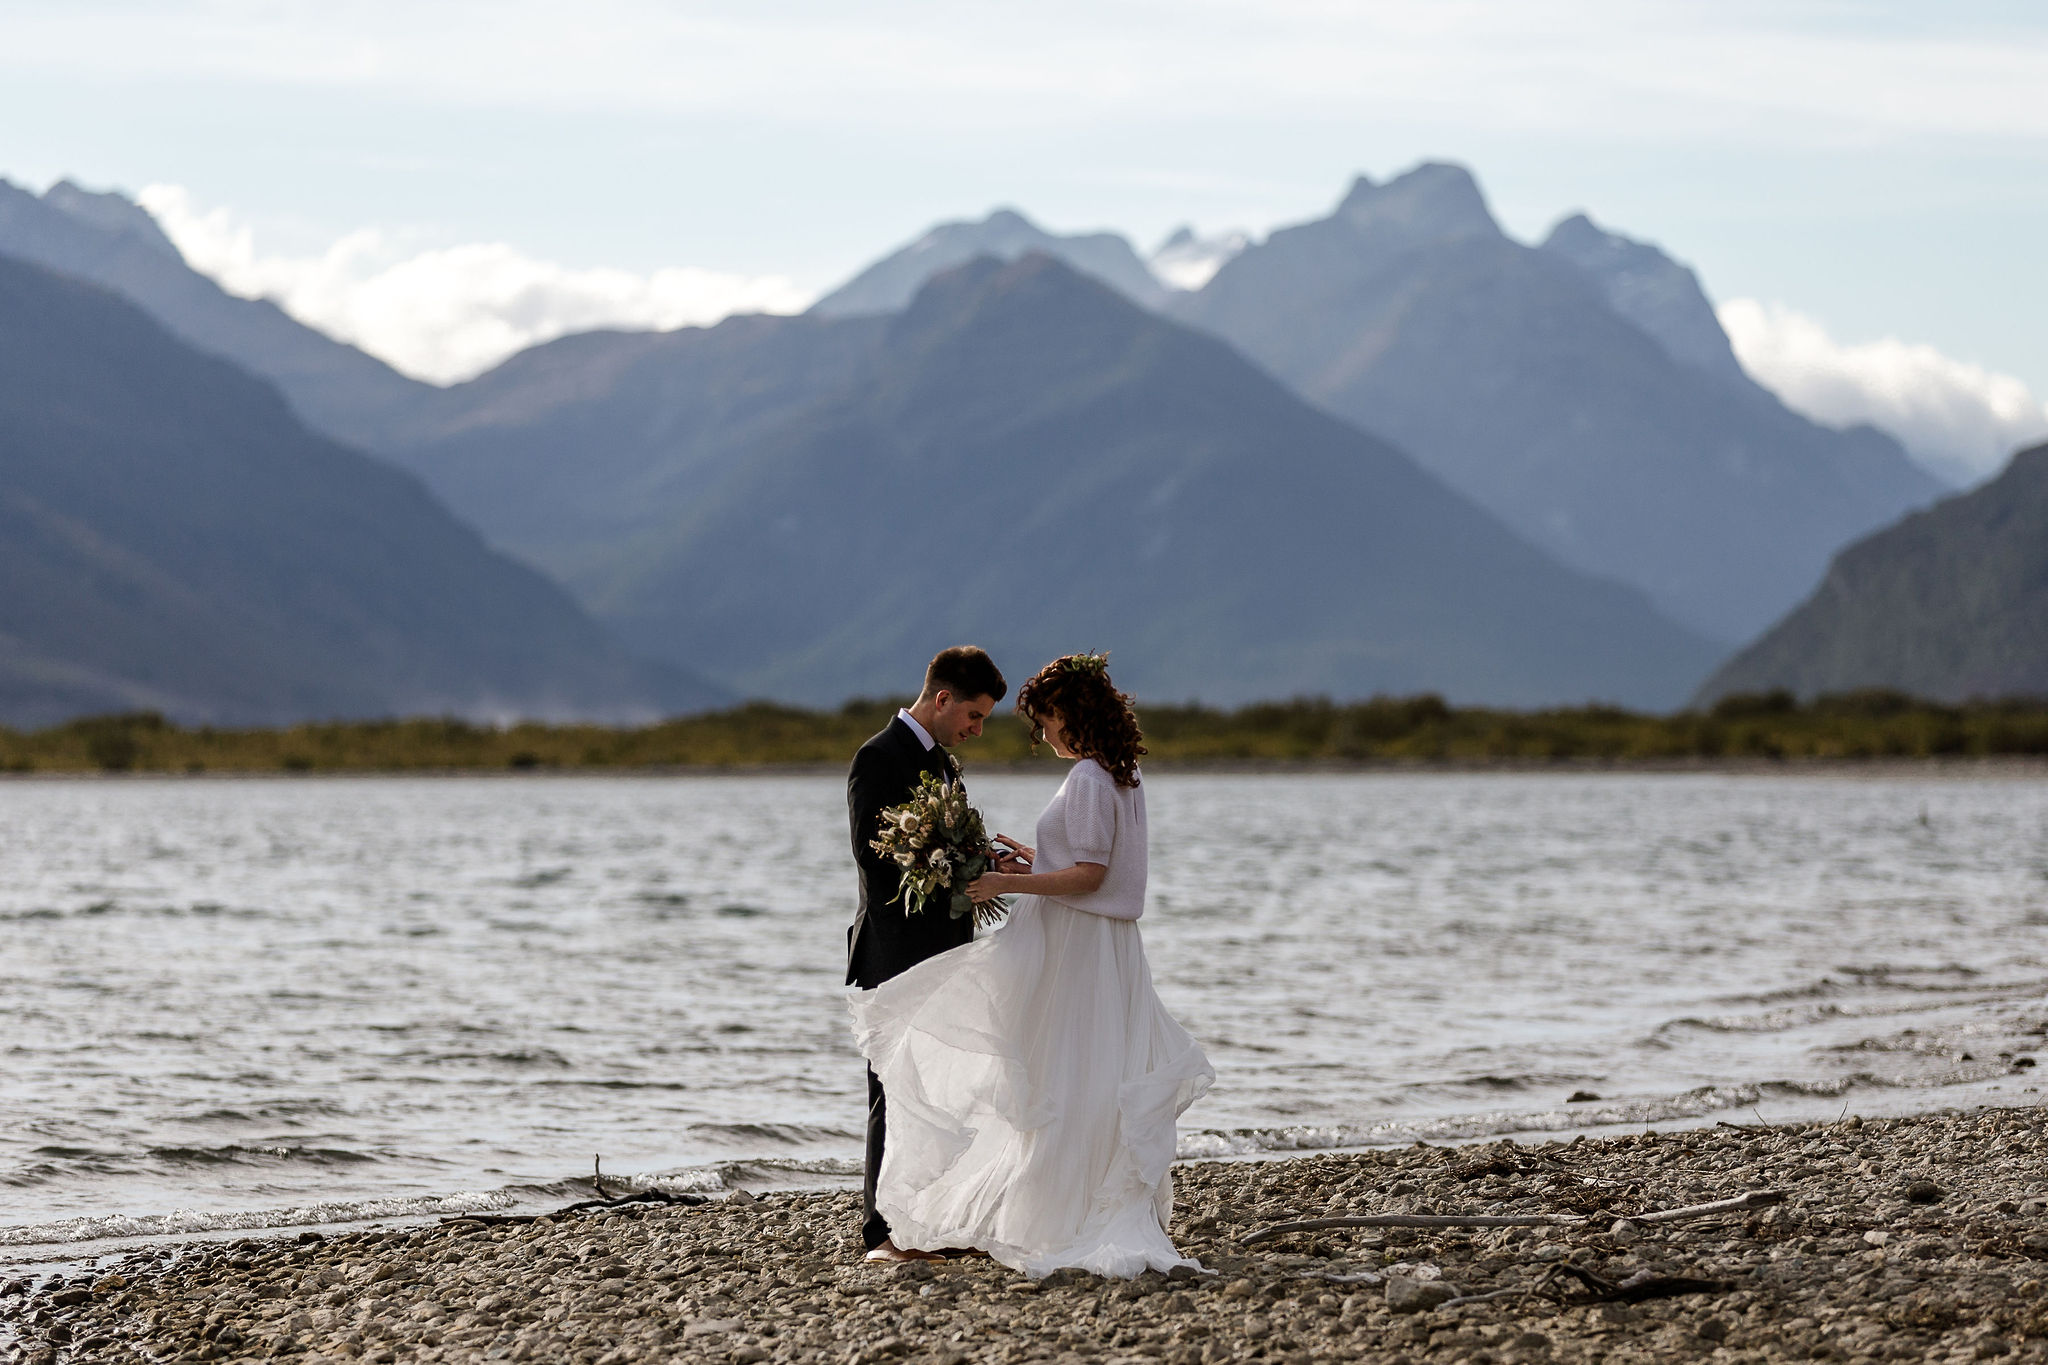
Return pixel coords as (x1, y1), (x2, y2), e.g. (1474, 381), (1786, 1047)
(1015, 654), (1145, 788)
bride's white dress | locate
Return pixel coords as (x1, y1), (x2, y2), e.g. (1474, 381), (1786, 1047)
(847, 759), (1214, 1279)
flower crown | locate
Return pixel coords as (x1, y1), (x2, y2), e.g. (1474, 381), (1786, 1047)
(1059, 651), (1110, 677)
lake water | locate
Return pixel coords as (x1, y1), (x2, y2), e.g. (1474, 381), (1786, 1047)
(3, 769), (2045, 1262)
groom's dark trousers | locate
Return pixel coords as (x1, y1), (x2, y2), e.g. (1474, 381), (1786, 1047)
(847, 716), (974, 1251)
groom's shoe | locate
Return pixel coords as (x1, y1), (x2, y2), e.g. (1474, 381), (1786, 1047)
(864, 1239), (944, 1262)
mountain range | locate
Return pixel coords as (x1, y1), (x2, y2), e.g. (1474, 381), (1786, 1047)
(1178, 168), (1943, 645)
(801, 168), (1945, 646)
(1696, 442), (2048, 705)
(0, 252), (720, 728)
(0, 165), (2004, 719)
(396, 254), (1719, 707)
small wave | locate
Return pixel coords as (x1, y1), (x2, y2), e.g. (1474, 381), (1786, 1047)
(145, 1144), (378, 1168)
(0, 1188), (516, 1250)
(512, 867), (573, 889)
(413, 1049), (572, 1068)
(1651, 981), (2045, 1040)
(1656, 1003), (1850, 1035)
(1174, 1065), (2018, 1158)
(686, 1121), (862, 1149)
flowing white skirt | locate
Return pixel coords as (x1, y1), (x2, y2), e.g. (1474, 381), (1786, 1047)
(846, 895), (1214, 1279)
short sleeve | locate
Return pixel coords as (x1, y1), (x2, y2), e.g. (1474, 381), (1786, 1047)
(1062, 764), (1117, 865)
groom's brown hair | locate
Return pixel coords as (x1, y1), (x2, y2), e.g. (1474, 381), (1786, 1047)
(921, 646), (1007, 703)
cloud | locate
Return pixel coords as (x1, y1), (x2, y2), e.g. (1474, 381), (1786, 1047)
(1718, 298), (2048, 485)
(1148, 227), (1250, 292)
(137, 185), (813, 384)
(9, 3), (2048, 142)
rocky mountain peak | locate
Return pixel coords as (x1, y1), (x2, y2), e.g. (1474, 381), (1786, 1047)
(1539, 210), (1747, 386)
(1336, 162), (1501, 246)
(42, 180), (182, 260)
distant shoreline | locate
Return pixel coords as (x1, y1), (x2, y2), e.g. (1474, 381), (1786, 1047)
(5, 755), (2047, 781)
(7, 693), (2048, 776)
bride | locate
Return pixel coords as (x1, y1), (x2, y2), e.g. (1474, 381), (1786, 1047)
(846, 653), (1214, 1278)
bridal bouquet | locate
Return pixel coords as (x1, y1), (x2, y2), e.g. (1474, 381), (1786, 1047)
(871, 772), (1010, 925)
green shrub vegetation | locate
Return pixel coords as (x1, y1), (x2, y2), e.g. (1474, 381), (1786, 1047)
(5, 690), (2048, 775)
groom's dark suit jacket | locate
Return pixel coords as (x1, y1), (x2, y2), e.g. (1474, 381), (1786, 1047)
(846, 716), (975, 988)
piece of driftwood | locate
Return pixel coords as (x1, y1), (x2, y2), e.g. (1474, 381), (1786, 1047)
(1634, 1189), (1785, 1223)
(1439, 1287), (1530, 1308)
(452, 1187), (710, 1227)
(1541, 1263), (1729, 1304)
(1297, 1270), (1386, 1285)
(1243, 1212), (1580, 1245)
(1241, 1188), (1785, 1246)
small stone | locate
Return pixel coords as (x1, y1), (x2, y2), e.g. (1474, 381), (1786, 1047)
(730, 1349), (770, 1364)
(1568, 1091), (1601, 1103)
(1608, 1219), (1638, 1242)
(1904, 1179), (1945, 1204)
(1243, 1316), (1271, 1340)
(1220, 1279), (1256, 1299)
(686, 1318), (742, 1338)
(1385, 1277), (1459, 1314)
(1697, 1318), (1730, 1342)
(1863, 1229), (1890, 1246)
(1512, 1330), (1552, 1352)
(91, 1273), (127, 1293)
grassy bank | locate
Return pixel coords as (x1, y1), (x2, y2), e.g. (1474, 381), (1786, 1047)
(5, 690), (2048, 775)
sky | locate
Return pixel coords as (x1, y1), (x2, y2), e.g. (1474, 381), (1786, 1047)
(3, 0), (2045, 477)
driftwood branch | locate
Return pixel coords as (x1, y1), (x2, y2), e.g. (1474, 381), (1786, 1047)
(1244, 1212), (1579, 1244)
(452, 1187), (709, 1227)
(1632, 1189), (1784, 1223)
(1440, 1287), (1530, 1308)
(1540, 1263), (1729, 1304)
(1241, 1189), (1786, 1246)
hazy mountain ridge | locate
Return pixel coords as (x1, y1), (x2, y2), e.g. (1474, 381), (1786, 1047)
(809, 207), (1168, 318)
(1695, 441), (2048, 705)
(399, 254), (1720, 708)
(0, 253), (723, 728)
(384, 311), (889, 600)
(1538, 212), (1750, 387)
(1171, 163), (1946, 645)
(0, 177), (437, 451)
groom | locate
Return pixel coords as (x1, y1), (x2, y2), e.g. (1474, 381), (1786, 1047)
(847, 645), (1008, 1261)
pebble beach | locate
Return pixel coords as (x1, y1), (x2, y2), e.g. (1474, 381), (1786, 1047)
(7, 1104), (2046, 1365)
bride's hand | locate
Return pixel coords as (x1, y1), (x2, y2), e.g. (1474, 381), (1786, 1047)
(991, 835), (1034, 872)
(965, 871), (1010, 901)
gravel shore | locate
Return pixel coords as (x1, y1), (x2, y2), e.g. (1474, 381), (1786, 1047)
(6, 1104), (2045, 1365)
